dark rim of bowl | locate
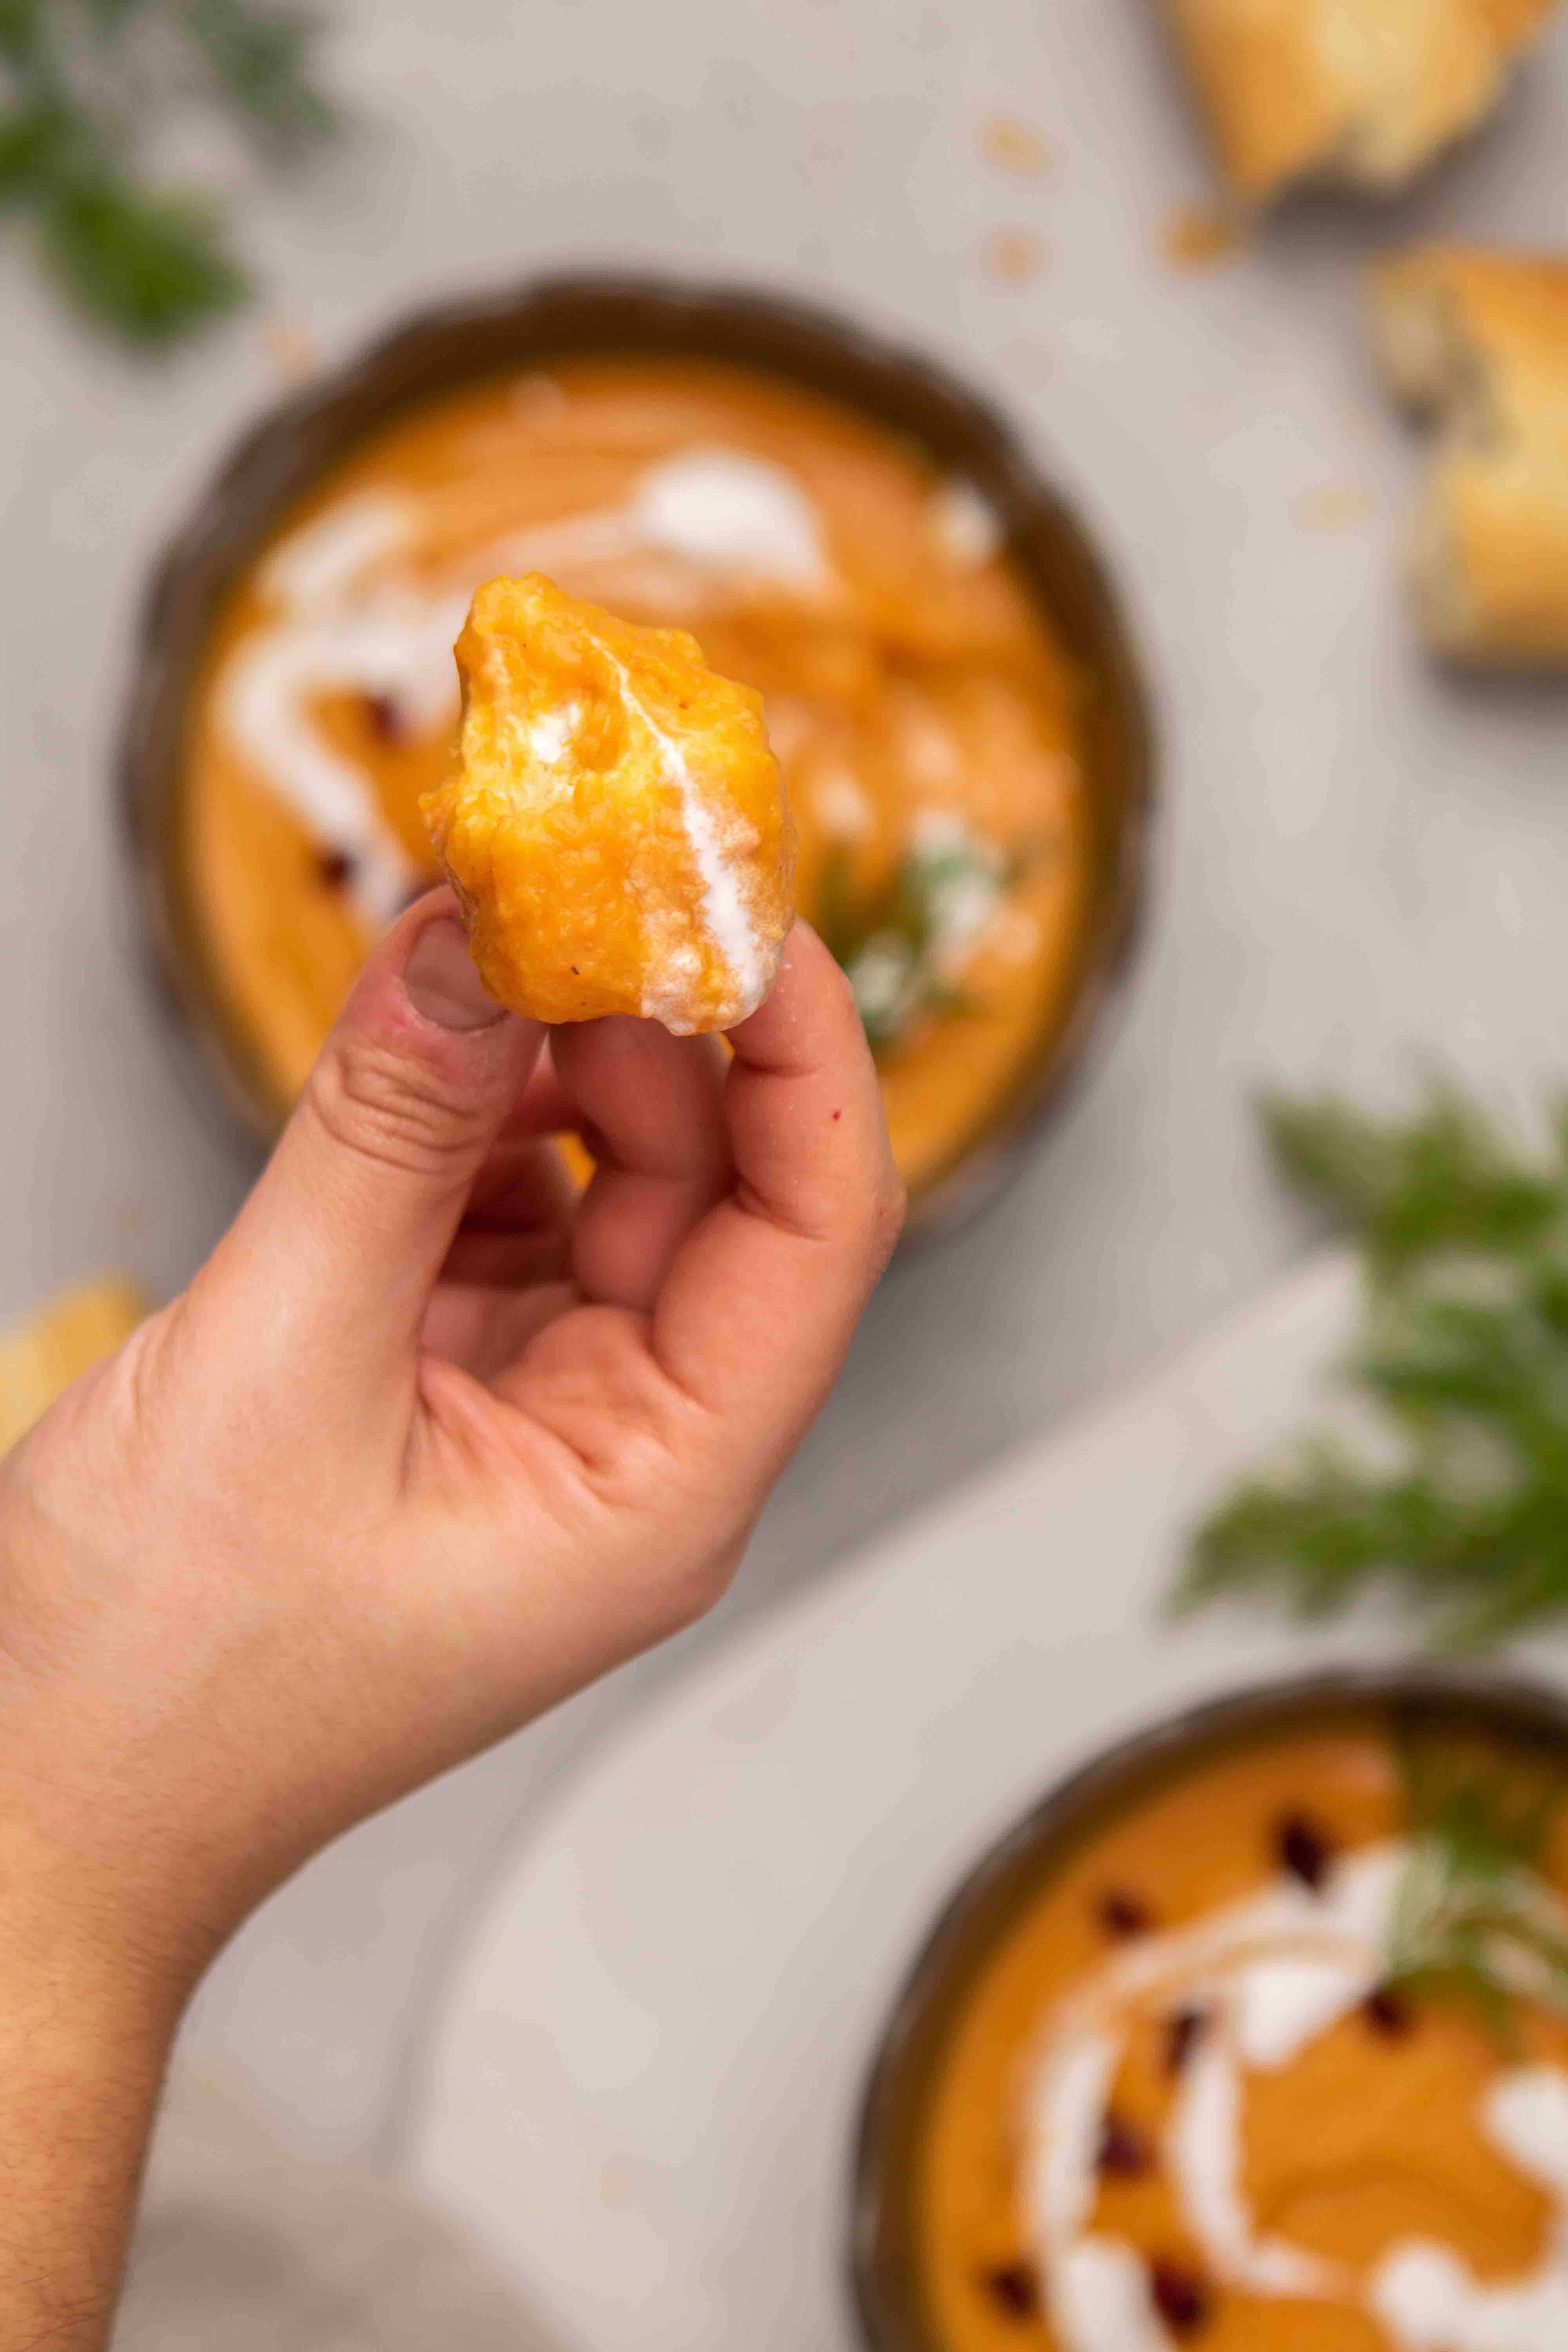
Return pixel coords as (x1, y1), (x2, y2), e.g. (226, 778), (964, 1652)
(119, 270), (1158, 1248)
(849, 1662), (1568, 2348)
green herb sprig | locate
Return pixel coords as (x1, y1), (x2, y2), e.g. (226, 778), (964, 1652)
(1386, 1736), (1568, 2034)
(1173, 1084), (1568, 1648)
(0, 0), (338, 344)
(818, 826), (1042, 1054)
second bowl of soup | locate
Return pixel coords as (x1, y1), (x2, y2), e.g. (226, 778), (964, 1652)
(855, 1671), (1568, 2350)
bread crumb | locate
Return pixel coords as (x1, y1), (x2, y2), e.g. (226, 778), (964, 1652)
(978, 113), (1052, 180)
(980, 228), (1048, 287)
(1160, 204), (1243, 270)
(260, 311), (316, 384)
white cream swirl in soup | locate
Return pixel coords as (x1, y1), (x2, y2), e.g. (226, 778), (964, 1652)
(915, 1723), (1568, 2352)
(182, 358), (1092, 1189)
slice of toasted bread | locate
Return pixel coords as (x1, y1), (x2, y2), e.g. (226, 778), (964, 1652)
(0, 1277), (147, 1454)
(1160, 0), (1557, 203)
(1370, 246), (1568, 667)
(423, 573), (795, 1033)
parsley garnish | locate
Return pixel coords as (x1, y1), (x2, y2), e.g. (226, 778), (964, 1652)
(818, 824), (1040, 1053)
(1173, 1085), (1568, 1648)
(1386, 1735), (1568, 2034)
(0, 0), (338, 344)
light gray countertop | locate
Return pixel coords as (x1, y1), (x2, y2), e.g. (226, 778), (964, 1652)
(4, 0), (1568, 2179)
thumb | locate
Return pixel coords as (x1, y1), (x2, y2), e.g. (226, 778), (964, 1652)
(211, 890), (546, 1388)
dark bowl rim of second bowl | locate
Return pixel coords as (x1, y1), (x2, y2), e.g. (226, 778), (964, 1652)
(849, 1661), (1568, 2350)
(119, 267), (1159, 1249)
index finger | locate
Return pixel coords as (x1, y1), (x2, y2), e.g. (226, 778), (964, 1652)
(650, 922), (904, 1461)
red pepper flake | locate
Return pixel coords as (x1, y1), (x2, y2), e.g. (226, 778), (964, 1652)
(1276, 1810), (1333, 1892)
(1165, 2006), (1209, 2076)
(1364, 1984), (1416, 2039)
(316, 848), (356, 890)
(363, 691), (407, 743)
(1149, 2257), (1212, 2334)
(1095, 1887), (1154, 1938)
(1097, 2112), (1153, 2178)
(978, 2261), (1037, 2320)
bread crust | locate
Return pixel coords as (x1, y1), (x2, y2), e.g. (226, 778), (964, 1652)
(1370, 246), (1568, 667)
(1160, 0), (1557, 201)
(423, 573), (796, 1031)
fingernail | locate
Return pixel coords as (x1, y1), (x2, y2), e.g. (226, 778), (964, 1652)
(403, 918), (505, 1031)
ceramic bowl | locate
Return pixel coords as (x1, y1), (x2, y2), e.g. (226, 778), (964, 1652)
(120, 272), (1156, 1245)
(850, 1666), (1568, 2345)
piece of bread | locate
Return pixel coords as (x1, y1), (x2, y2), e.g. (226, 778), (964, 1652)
(0, 1277), (147, 1454)
(1159, 0), (1558, 202)
(422, 574), (795, 1032)
(1370, 245), (1568, 667)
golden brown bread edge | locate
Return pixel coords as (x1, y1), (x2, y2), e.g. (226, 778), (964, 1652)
(1158, 0), (1558, 203)
(0, 1279), (147, 1456)
(1370, 245), (1568, 668)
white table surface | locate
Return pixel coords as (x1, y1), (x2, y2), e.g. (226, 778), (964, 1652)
(414, 1251), (1527, 2352)
(4, 0), (1568, 2178)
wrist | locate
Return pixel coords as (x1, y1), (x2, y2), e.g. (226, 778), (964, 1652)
(0, 1822), (186, 2352)
(0, 1813), (199, 2054)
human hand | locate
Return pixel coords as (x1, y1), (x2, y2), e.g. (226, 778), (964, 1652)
(0, 895), (902, 2001)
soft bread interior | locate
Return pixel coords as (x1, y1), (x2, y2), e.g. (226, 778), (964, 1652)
(1371, 265), (1504, 445)
(1326, 0), (1505, 191)
(1371, 265), (1480, 652)
(1407, 474), (1482, 654)
(1370, 258), (1521, 660)
(1371, 269), (1468, 411)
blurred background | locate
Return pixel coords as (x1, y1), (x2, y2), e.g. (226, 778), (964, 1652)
(5, 1), (1568, 2344)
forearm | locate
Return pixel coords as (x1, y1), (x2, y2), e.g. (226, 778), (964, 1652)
(0, 1835), (183, 2351)
(0, 916), (893, 2346)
